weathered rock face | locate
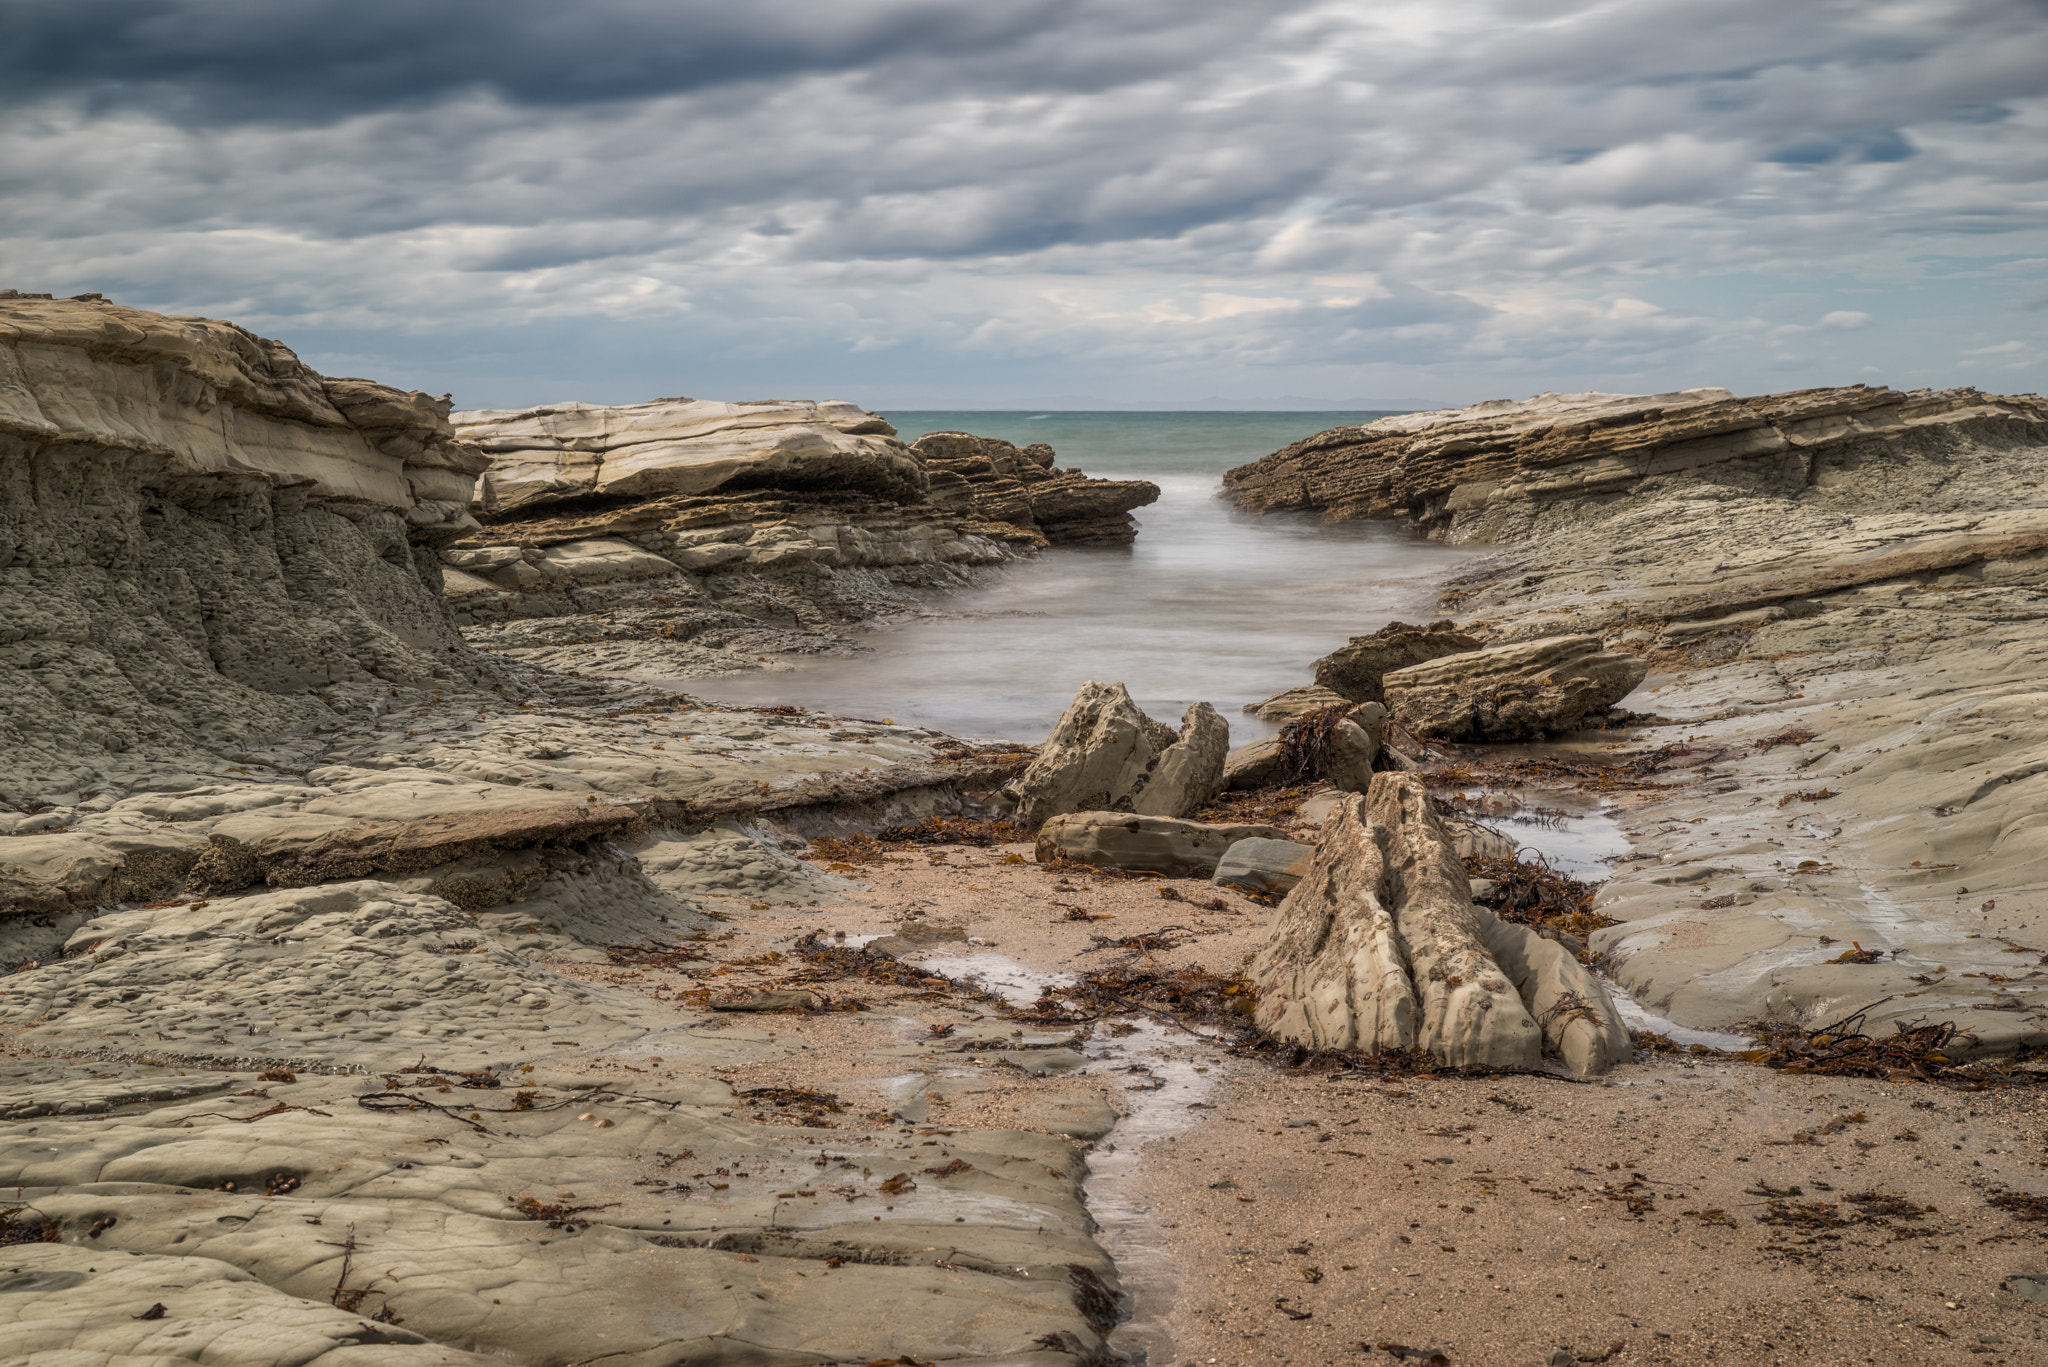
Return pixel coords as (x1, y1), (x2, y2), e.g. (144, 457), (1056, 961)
(1035, 811), (1289, 877)
(1223, 384), (2048, 541)
(1250, 775), (1629, 1075)
(1383, 635), (1648, 741)
(911, 431), (1160, 546)
(0, 291), (498, 805)
(435, 412), (1156, 646)
(460, 397), (923, 512)
(1008, 683), (1228, 829)
(1313, 621), (1483, 704)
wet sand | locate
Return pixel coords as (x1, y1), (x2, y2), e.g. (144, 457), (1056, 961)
(561, 830), (2048, 1367)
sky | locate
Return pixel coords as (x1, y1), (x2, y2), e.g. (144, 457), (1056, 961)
(2, 0), (2045, 410)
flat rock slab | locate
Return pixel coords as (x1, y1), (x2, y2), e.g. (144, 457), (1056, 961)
(1035, 812), (1290, 878)
(0, 1068), (1119, 1366)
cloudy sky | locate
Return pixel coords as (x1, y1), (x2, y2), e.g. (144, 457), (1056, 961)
(3, 0), (2044, 409)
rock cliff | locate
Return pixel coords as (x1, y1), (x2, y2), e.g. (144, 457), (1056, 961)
(436, 405), (1160, 668)
(0, 291), (496, 806)
(1222, 384), (2048, 541)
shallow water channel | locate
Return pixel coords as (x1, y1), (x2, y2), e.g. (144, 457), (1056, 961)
(910, 949), (1219, 1367)
(690, 456), (1477, 744)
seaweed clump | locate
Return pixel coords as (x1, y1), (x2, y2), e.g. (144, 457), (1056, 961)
(1743, 1009), (2046, 1089)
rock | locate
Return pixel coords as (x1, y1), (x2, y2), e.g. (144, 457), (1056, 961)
(1, 1243), (496, 1366)
(1211, 837), (1315, 897)
(1298, 790), (1346, 825)
(1133, 700), (1229, 818)
(910, 431), (1160, 545)
(2006, 1272), (2048, 1305)
(1244, 685), (1351, 723)
(710, 987), (823, 1012)
(1326, 703), (1386, 792)
(0, 295), (500, 809)
(458, 398), (926, 512)
(1249, 775), (1629, 1074)
(1008, 683), (1228, 830)
(1222, 736), (1286, 790)
(1035, 812), (1290, 878)
(1383, 635), (1648, 741)
(1312, 622), (1483, 705)
(1222, 383), (2048, 539)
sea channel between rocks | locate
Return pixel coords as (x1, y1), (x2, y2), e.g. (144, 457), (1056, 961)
(4, 295), (2047, 1367)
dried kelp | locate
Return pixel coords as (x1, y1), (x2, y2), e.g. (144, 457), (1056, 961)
(1464, 853), (1613, 938)
(1743, 1009), (2045, 1088)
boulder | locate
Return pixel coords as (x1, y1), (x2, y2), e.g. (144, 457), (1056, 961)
(1133, 700), (1229, 818)
(1311, 621), (1483, 705)
(1008, 683), (1228, 830)
(1244, 684), (1351, 723)
(1383, 634), (1648, 741)
(1326, 703), (1386, 792)
(1035, 812), (1289, 878)
(1211, 837), (1315, 897)
(1222, 736), (1285, 791)
(1249, 774), (1629, 1075)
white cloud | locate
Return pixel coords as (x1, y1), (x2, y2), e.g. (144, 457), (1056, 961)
(0, 0), (2043, 404)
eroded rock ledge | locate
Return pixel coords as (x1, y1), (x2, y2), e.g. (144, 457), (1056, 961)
(436, 402), (1159, 654)
(0, 290), (497, 805)
(1223, 384), (2048, 541)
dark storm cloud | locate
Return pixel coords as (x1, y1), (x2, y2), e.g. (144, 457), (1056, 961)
(0, 0), (2043, 401)
(0, 0), (1307, 122)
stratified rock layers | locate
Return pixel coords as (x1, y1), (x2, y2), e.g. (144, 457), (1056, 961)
(1223, 384), (2048, 541)
(911, 430), (1160, 545)
(0, 292), (497, 804)
(1251, 774), (1629, 1075)
(440, 405), (1161, 630)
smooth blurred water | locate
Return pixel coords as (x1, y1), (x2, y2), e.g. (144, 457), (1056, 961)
(687, 412), (1480, 744)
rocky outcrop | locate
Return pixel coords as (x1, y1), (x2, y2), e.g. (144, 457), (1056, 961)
(911, 431), (1160, 546)
(1250, 774), (1629, 1075)
(1223, 384), (2048, 540)
(1383, 635), (1648, 741)
(0, 291), (498, 805)
(1313, 621), (1482, 704)
(1035, 811), (1290, 877)
(1008, 683), (1229, 829)
(432, 412), (1158, 655)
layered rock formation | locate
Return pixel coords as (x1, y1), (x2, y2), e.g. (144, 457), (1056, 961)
(0, 291), (496, 805)
(1383, 634), (1648, 741)
(438, 406), (1161, 652)
(1250, 774), (1630, 1076)
(1223, 384), (2048, 541)
(1313, 620), (1482, 704)
(911, 430), (1160, 545)
(1245, 376), (2048, 1054)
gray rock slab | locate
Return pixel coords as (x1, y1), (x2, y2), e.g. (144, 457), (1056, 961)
(1211, 837), (1315, 898)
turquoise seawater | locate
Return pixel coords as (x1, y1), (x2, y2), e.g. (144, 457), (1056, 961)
(687, 412), (1479, 743)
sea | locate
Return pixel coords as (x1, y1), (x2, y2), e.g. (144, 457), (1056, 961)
(687, 411), (1480, 744)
